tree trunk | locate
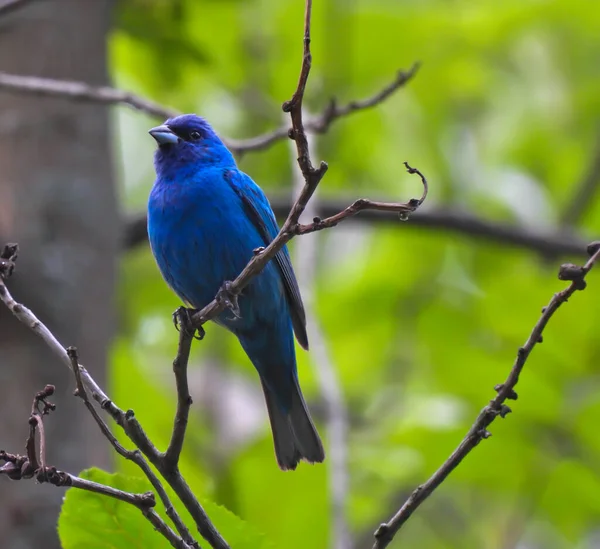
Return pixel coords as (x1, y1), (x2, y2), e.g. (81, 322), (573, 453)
(0, 1), (117, 547)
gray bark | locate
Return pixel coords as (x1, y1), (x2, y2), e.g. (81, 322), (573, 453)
(0, 1), (117, 547)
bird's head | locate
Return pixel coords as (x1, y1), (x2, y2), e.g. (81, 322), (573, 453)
(149, 114), (235, 176)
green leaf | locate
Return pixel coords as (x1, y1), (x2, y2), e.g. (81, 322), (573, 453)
(58, 468), (166, 549)
(59, 468), (274, 549)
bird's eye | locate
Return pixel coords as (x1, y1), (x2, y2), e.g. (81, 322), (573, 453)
(189, 131), (201, 141)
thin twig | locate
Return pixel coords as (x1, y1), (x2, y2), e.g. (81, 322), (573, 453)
(49, 472), (191, 549)
(309, 64), (420, 133)
(0, 66), (417, 155)
(0, 248), (117, 414)
(25, 417), (40, 471)
(0, 72), (177, 119)
(372, 243), (600, 549)
(163, 322), (195, 470)
(0, 385), (192, 549)
(183, 0), (425, 332)
(0, 3), (425, 547)
(228, 65), (420, 154)
(58, 473), (157, 508)
(295, 162), (426, 235)
(0, 247), (226, 549)
(123, 202), (586, 257)
(61, 472), (189, 549)
(66, 347), (199, 549)
(290, 130), (351, 549)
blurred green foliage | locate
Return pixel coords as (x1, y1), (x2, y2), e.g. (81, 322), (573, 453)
(101, 0), (600, 547)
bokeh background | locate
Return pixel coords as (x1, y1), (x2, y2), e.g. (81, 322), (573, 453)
(1, 0), (600, 548)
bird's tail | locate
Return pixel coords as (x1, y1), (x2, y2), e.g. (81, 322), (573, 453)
(261, 377), (325, 471)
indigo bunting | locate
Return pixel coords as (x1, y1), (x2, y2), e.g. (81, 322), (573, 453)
(147, 114), (325, 470)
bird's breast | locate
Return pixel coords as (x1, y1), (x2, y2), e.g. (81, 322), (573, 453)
(147, 177), (283, 316)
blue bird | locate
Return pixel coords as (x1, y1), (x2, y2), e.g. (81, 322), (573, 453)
(147, 114), (325, 470)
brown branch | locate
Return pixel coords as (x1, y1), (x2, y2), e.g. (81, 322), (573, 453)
(181, 0), (426, 333)
(48, 471), (190, 549)
(311, 64), (420, 132)
(0, 72), (177, 119)
(0, 246), (228, 549)
(66, 347), (198, 549)
(295, 162), (427, 235)
(183, 0), (325, 329)
(372, 242), (600, 549)
(0, 386), (192, 549)
(123, 202), (587, 257)
(228, 64), (420, 153)
(163, 317), (195, 470)
(62, 474), (189, 549)
(26, 385), (56, 476)
(0, 67), (416, 155)
(1, 3), (423, 546)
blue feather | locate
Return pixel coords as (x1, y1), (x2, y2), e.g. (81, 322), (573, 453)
(147, 114), (324, 470)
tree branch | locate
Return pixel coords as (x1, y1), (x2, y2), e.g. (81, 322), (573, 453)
(163, 316), (195, 471)
(0, 72), (177, 119)
(294, 162), (427, 235)
(66, 346), (198, 548)
(372, 242), (600, 549)
(0, 386), (193, 549)
(228, 64), (420, 154)
(0, 3), (425, 547)
(175, 0), (426, 335)
(0, 245), (227, 549)
(0, 65), (417, 155)
(123, 201), (588, 257)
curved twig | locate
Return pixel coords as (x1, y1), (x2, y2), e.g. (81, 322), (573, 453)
(372, 244), (600, 549)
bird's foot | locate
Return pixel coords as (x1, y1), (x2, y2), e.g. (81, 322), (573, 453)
(172, 306), (205, 340)
(216, 281), (241, 320)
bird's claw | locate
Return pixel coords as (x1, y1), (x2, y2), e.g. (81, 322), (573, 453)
(217, 281), (241, 320)
(172, 306), (205, 340)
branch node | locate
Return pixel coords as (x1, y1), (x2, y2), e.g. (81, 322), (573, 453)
(587, 241), (600, 257)
(141, 491), (157, 508)
(20, 461), (34, 479)
(494, 383), (518, 400)
(558, 263), (587, 290)
(499, 404), (512, 418)
(374, 524), (390, 539)
(0, 243), (18, 279)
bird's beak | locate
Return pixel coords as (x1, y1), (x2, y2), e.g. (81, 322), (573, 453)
(149, 125), (179, 145)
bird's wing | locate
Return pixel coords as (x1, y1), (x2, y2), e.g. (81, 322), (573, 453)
(225, 169), (309, 350)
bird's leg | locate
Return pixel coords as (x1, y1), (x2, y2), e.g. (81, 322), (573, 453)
(172, 306), (205, 340)
(216, 281), (241, 320)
